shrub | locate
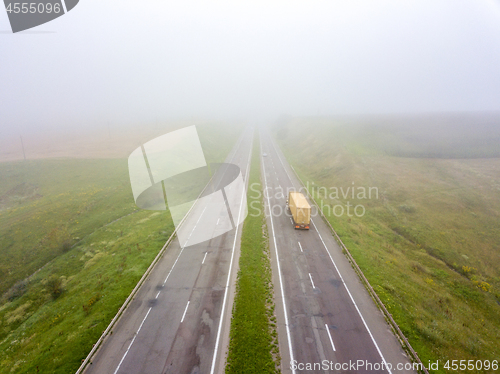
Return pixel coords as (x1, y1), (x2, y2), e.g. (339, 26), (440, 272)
(398, 204), (416, 213)
(46, 275), (64, 300)
(3, 278), (29, 302)
(472, 280), (491, 292)
(61, 240), (72, 252)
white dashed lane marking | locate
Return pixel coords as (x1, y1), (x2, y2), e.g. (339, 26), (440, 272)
(309, 273), (316, 289)
(180, 301), (190, 323)
(325, 324), (336, 352)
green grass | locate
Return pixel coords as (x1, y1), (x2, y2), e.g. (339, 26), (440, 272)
(0, 209), (174, 373)
(0, 122), (243, 373)
(225, 133), (281, 374)
(273, 117), (500, 374)
(0, 158), (136, 298)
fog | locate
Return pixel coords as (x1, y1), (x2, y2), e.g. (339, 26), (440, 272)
(1, 0), (500, 137)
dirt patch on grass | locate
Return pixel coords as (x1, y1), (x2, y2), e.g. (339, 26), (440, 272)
(0, 183), (42, 211)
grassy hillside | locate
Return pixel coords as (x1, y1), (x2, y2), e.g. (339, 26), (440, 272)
(273, 117), (500, 373)
(0, 159), (134, 298)
(0, 122), (243, 373)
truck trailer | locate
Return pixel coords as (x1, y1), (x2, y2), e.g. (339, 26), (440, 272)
(287, 191), (311, 230)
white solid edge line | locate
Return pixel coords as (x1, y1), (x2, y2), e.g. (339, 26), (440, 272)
(308, 273), (316, 289)
(298, 242), (303, 252)
(311, 219), (392, 374)
(180, 301), (190, 323)
(202, 252), (208, 265)
(113, 307), (152, 374)
(271, 134), (392, 374)
(209, 135), (253, 374)
(262, 136), (296, 374)
(325, 324), (336, 352)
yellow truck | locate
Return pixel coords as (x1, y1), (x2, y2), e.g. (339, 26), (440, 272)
(287, 191), (311, 230)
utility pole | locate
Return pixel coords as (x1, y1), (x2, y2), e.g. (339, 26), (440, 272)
(20, 136), (26, 160)
(107, 122), (111, 152)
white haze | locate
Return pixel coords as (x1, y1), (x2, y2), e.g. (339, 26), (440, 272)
(1, 0), (500, 137)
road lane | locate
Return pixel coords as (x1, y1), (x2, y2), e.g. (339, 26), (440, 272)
(85, 128), (253, 374)
(261, 130), (416, 374)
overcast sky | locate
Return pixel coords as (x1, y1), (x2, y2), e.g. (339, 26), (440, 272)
(1, 0), (500, 135)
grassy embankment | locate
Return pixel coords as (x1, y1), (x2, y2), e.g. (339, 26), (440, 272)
(274, 117), (500, 374)
(226, 134), (281, 374)
(0, 122), (243, 373)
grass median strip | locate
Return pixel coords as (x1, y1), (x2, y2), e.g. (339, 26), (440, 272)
(225, 136), (281, 374)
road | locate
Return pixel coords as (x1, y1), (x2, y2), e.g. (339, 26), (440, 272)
(260, 131), (417, 374)
(84, 128), (253, 374)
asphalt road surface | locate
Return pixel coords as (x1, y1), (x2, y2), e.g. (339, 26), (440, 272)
(260, 131), (417, 374)
(84, 128), (253, 374)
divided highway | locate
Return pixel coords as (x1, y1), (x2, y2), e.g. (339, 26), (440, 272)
(260, 131), (417, 374)
(84, 128), (253, 374)
(84, 126), (417, 374)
